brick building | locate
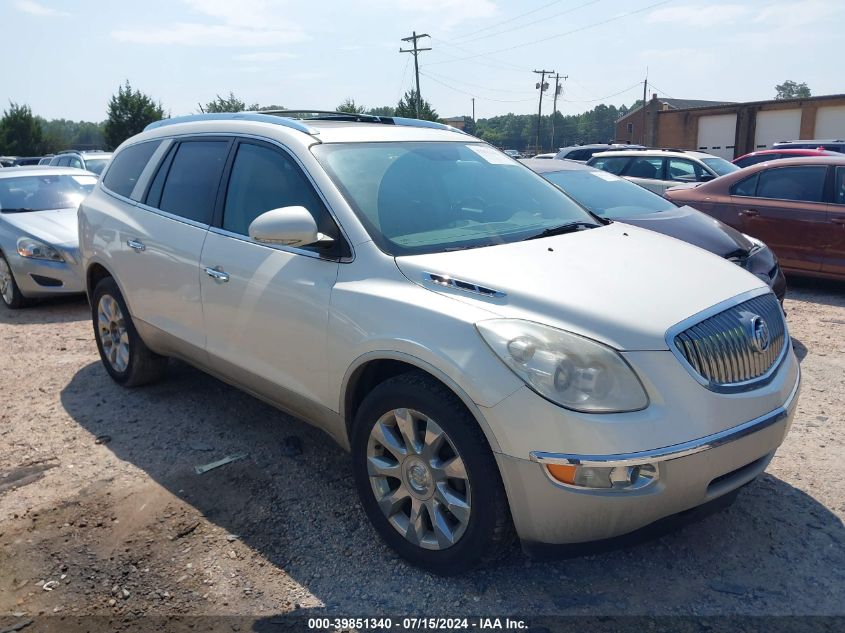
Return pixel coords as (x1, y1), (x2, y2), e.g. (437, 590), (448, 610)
(615, 93), (845, 159)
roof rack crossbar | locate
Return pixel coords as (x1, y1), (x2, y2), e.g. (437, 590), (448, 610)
(143, 113), (319, 135)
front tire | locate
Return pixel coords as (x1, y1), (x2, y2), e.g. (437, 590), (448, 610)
(351, 371), (513, 574)
(92, 276), (167, 386)
(0, 252), (28, 309)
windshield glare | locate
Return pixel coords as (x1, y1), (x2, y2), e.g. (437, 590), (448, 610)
(701, 157), (739, 176)
(542, 169), (675, 218)
(312, 142), (598, 255)
(0, 174), (96, 212)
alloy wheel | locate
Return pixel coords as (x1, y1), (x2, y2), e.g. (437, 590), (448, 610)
(366, 408), (472, 550)
(97, 294), (130, 372)
(0, 257), (14, 305)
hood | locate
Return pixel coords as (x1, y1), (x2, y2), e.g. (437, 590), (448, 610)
(618, 205), (753, 258)
(394, 223), (766, 351)
(1, 207), (79, 247)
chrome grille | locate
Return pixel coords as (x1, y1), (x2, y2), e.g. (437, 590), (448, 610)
(673, 293), (786, 388)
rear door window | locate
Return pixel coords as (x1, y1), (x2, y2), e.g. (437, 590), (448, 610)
(623, 157), (664, 180)
(834, 167), (845, 205)
(102, 141), (161, 199)
(756, 166), (828, 203)
(588, 156), (630, 175)
(148, 140), (230, 224)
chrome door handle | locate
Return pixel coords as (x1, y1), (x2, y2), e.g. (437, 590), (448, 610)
(739, 209), (759, 217)
(127, 239), (146, 252)
(204, 267), (229, 282)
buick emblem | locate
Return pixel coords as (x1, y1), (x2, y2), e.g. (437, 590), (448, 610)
(749, 315), (770, 353)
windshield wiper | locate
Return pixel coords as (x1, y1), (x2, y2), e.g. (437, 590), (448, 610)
(523, 221), (598, 241)
(1, 208), (37, 213)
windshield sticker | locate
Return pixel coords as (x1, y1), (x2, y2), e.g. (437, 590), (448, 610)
(590, 171), (620, 182)
(467, 145), (515, 165)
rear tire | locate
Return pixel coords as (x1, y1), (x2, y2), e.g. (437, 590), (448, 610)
(351, 371), (514, 575)
(0, 252), (28, 309)
(92, 276), (167, 386)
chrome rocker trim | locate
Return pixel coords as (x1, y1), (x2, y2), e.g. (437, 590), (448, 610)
(530, 365), (800, 469)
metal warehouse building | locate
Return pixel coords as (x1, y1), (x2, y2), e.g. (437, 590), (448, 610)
(615, 93), (845, 159)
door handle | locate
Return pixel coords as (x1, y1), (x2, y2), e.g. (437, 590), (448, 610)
(204, 266), (229, 283)
(126, 239), (146, 252)
(739, 209), (759, 217)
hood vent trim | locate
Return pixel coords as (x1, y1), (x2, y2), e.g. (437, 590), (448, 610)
(424, 272), (506, 298)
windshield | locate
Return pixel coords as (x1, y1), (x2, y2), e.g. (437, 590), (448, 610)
(701, 157), (739, 176)
(84, 157), (110, 175)
(0, 174), (96, 212)
(312, 142), (598, 255)
(541, 169), (676, 218)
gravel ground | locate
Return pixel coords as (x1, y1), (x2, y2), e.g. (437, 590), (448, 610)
(1, 277), (844, 625)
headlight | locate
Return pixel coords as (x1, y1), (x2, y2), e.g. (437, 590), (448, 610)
(476, 319), (648, 413)
(16, 237), (65, 262)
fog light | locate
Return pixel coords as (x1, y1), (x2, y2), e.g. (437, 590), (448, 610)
(545, 462), (657, 490)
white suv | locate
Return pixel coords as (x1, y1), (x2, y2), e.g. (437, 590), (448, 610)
(78, 112), (800, 574)
(588, 149), (740, 195)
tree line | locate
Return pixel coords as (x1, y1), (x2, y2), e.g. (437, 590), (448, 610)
(1, 79), (812, 156)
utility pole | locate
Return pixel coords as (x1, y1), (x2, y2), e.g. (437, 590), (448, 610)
(641, 75), (648, 145)
(550, 73), (567, 151)
(471, 97), (475, 122)
(400, 31), (431, 119)
(533, 69), (554, 153)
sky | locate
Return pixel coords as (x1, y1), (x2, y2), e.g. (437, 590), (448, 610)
(2, 0), (843, 122)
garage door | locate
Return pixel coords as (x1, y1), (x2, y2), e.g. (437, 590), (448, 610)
(815, 105), (845, 139)
(754, 109), (801, 150)
(697, 114), (737, 159)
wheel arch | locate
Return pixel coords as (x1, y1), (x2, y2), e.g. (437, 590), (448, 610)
(341, 351), (502, 454)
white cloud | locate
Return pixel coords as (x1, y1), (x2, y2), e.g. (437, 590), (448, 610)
(235, 51), (297, 62)
(14, 0), (68, 17)
(754, 0), (844, 27)
(111, 0), (306, 47)
(647, 4), (749, 27)
(387, 0), (497, 28)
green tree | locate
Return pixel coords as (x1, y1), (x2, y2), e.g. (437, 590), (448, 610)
(104, 80), (165, 149)
(395, 90), (439, 121)
(0, 102), (44, 155)
(204, 92), (255, 113)
(775, 80), (811, 100)
(254, 104), (285, 111)
(367, 106), (395, 117)
(336, 98), (366, 114)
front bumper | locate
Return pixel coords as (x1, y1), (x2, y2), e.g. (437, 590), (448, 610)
(10, 248), (84, 298)
(495, 365), (800, 547)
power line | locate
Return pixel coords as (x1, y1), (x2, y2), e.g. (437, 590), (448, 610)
(426, 0), (672, 67)
(428, 37), (531, 73)
(422, 69), (537, 95)
(449, 0), (567, 41)
(454, 0), (601, 45)
(648, 81), (675, 99)
(558, 81), (643, 103)
(418, 71), (536, 104)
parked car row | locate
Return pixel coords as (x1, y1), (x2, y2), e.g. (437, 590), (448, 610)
(1, 112), (802, 576)
(1, 150), (113, 175)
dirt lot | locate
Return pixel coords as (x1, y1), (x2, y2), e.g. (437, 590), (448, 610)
(1, 277), (844, 626)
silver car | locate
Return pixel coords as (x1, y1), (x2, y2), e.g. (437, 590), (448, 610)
(77, 112), (799, 574)
(0, 166), (93, 308)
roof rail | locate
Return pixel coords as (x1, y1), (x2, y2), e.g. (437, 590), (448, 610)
(143, 112), (319, 135)
(253, 110), (466, 134)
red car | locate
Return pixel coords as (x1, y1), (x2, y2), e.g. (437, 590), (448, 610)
(733, 148), (839, 169)
(664, 156), (845, 281)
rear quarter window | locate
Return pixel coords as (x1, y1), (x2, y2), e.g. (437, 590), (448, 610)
(102, 141), (161, 199)
(731, 173), (758, 196)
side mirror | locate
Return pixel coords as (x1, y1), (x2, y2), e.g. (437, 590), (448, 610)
(248, 206), (333, 247)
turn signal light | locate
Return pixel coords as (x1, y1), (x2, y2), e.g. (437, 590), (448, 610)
(546, 463), (578, 484)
